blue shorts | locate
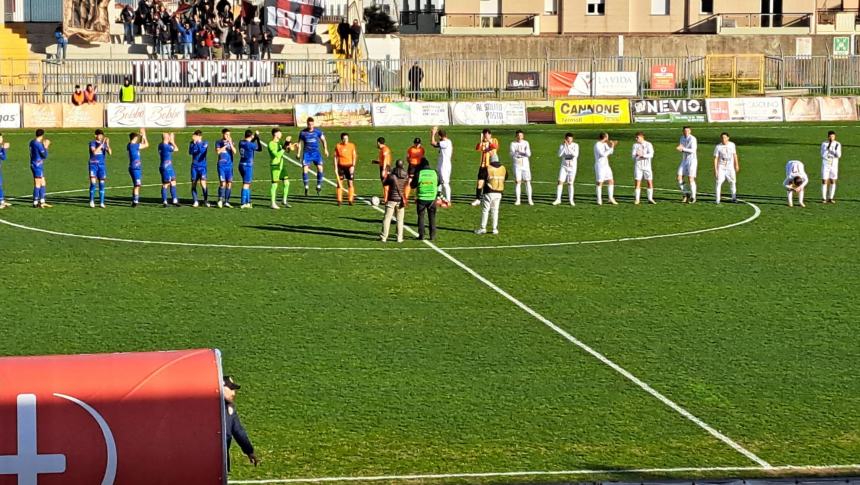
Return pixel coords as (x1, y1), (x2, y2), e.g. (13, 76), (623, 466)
(89, 163), (106, 180)
(238, 163), (253, 184)
(160, 165), (176, 183)
(191, 164), (207, 181)
(31, 162), (44, 178)
(302, 151), (323, 166)
(218, 164), (233, 183)
(129, 168), (142, 186)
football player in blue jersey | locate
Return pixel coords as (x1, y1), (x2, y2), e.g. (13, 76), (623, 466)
(30, 129), (51, 208)
(297, 117), (329, 196)
(189, 129), (210, 207)
(216, 128), (237, 208)
(0, 133), (10, 209)
(238, 129), (262, 209)
(127, 128), (149, 207)
(88, 129), (112, 208)
(158, 132), (180, 207)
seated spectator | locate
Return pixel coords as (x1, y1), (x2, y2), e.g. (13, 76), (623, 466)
(71, 85), (84, 105)
(83, 84), (97, 104)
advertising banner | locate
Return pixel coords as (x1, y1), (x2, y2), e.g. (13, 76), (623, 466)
(632, 99), (705, 123)
(22, 104), (64, 128)
(0, 104), (21, 129)
(294, 103), (372, 126)
(549, 71), (638, 97)
(818, 96), (859, 121)
(0, 349), (225, 484)
(650, 64), (676, 90)
(449, 101), (528, 126)
(506, 71), (540, 91)
(555, 99), (631, 125)
(132, 60), (274, 86)
(106, 103), (186, 128)
(371, 102), (450, 127)
(706, 97), (784, 122)
(783, 97), (821, 121)
(62, 103), (105, 128)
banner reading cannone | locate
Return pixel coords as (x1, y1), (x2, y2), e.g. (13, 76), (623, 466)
(266, 0), (324, 43)
(63, 0), (111, 43)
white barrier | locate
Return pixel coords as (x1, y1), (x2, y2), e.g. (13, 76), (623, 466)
(371, 102), (450, 127)
(106, 103), (186, 128)
(449, 101), (527, 126)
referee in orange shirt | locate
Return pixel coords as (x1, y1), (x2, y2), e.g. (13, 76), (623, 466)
(406, 137), (425, 178)
(333, 132), (358, 205)
(373, 136), (393, 196)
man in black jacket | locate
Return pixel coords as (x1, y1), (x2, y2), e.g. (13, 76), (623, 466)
(224, 375), (259, 471)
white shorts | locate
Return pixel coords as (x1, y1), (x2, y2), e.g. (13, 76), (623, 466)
(634, 161), (653, 181)
(716, 166), (736, 184)
(821, 160), (839, 180)
(557, 162), (577, 184)
(594, 161), (613, 183)
(438, 162), (452, 184)
(677, 159), (698, 178)
(514, 159), (531, 182)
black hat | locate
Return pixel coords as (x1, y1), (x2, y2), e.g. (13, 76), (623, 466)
(413, 137), (421, 145)
(223, 375), (241, 390)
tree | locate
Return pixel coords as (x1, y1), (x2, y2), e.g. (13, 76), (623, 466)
(363, 5), (397, 34)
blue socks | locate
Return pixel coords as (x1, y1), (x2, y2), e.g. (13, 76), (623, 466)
(218, 187), (224, 201)
(89, 182), (96, 203)
(33, 187), (39, 203)
(316, 170), (323, 186)
(170, 185), (177, 201)
(302, 172), (309, 186)
(225, 188), (232, 201)
(241, 188), (250, 205)
(191, 185), (198, 203)
(202, 187), (208, 202)
(161, 187), (168, 203)
(98, 181), (105, 205)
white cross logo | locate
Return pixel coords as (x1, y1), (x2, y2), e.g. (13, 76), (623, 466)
(0, 394), (67, 485)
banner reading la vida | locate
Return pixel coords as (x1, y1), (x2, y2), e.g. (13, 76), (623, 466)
(106, 103), (187, 128)
(296, 102), (527, 127)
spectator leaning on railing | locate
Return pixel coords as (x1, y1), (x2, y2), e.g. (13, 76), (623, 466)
(71, 85), (84, 105)
(54, 24), (67, 63)
(83, 84), (97, 104)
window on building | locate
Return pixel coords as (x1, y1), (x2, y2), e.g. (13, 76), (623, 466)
(545, 0), (558, 15)
(700, 0), (714, 14)
(651, 0), (669, 15)
(587, 0), (605, 15)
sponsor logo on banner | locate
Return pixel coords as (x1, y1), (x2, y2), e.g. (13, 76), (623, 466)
(294, 103), (372, 126)
(22, 104), (64, 128)
(372, 102), (450, 127)
(555, 99), (631, 125)
(106, 103), (186, 128)
(706, 98), (784, 122)
(449, 102), (528, 126)
(632, 99), (705, 123)
(0, 104), (21, 128)
(506, 72), (540, 91)
(62, 103), (105, 128)
(0, 349), (224, 483)
(549, 71), (638, 97)
(266, 0), (324, 43)
(132, 60), (274, 86)
(650, 64), (676, 91)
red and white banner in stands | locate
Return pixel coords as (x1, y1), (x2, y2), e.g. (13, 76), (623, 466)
(106, 103), (186, 128)
(265, 0), (324, 43)
(0, 349), (225, 484)
(549, 71), (638, 97)
(0, 104), (21, 128)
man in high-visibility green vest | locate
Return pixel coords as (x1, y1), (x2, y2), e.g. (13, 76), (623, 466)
(119, 77), (135, 103)
(410, 157), (440, 241)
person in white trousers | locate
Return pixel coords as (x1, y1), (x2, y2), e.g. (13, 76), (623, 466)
(553, 133), (579, 206)
(510, 130), (533, 206)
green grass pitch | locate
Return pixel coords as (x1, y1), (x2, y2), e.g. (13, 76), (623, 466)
(0, 122), (857, 483)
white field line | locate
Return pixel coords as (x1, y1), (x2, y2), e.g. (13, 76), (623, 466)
(287, 156), (770, 468)
(228, 464), (860, 484)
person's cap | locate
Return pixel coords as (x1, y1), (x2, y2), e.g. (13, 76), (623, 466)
(413, 137), (421, 145)
(223, 375), (241, 390)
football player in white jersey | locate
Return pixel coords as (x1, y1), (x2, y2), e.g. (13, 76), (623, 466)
(713, 132), (740, 204)
(431, 126), (453, 205)
(593, 132), (618, 205)
(675, 126), (698, 203)
(631, 131), (656, 205)
(553, 132), (579, 206)
(820, 130), (841, 204)
(509, 130), (533, 206)
(783, 159), (809, 208)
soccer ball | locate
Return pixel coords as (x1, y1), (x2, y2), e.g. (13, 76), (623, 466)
(371, 196), (380, 207)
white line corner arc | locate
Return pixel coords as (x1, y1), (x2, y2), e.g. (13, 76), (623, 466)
(53, 393), (118, 485)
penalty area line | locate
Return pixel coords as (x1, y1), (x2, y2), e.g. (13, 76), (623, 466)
(286, 156), (771, 468)
(228, 464), (860, 484)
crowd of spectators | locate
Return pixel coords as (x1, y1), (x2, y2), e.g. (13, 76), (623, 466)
(121, 0), (273, 60)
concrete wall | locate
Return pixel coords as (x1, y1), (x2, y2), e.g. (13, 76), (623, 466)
(399, 34), (850, 59)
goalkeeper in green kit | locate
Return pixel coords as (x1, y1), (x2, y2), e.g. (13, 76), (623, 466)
(268, 128), (296, 209)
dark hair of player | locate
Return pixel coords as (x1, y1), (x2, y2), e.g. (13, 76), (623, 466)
(635, 131), (645, 138)
(515, 130), (524, 136)
(341, 132), (349, 139)
(720, 132), (730, 138)
(193, 129), (203, 136)
(128, 132), (137, 141)
(682, 126), (691, 131)
(482, 129), (492, 135)
(35, 129), (45, 137)
(793, 176), (804, 186)
(244, 129), (253, 138)
(828, 130), (836, 136)
(221, 128), (230, 135)
(438, 129), (447, 138)
(306, 117), (314, 123)
(94, 129), (104, 136)
(272, 128), (281, 136)
(377, 137), (385, 144)
(598, 132), (608, 140)
(564, 132), (574, 139)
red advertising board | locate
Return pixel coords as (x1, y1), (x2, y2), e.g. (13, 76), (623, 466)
(650, 64), (676, 90)
(0, 349), (225, 485)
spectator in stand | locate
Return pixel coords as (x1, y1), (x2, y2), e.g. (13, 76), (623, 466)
(349, 19), (361, 58)
(158, 20), (172, 58)
(119, 77), (136, 103)
(230, 25), (245, 59)
(71, 85), (85, 106)
(176, 18), (197, 59)
(202, 27), (215, 59)
(337, 18), (349, 54)
(212, 37), (223, 60)
(260, 29), (272, 60)
(247, 17), (261, 46)
(216, 0), (232, 19)
(135, 0), (151, 36)
(249, 35), (260, 60)
(54, 24), (67, 64)
(408, 62), (424, 101)
(83, 84), (97, 103)
(121, 4), (136, 44)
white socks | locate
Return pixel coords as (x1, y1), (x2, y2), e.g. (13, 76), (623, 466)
(526, 182), (533, 204)
(829, 183), (837, 201)
(515, 183), (522, 203)
(678, 181), (686, 194)
(690, 182), (697, 200)
(568, 183), (574, 204)
(822, 183), (827, 201)
(443, 183), (451, 202)
(647, 188), (654, 202)
(634, 187), (641, 203)
(607, 184), (615, 201)
(715, 182), (722, 203)
(596, 185), (603, 204)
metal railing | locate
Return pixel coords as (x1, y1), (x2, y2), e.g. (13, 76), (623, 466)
(718, 12), (811, 28)
(816, 8), (860, 25)
(440, 13), (536, 29)
(4, 54), (860, 104)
